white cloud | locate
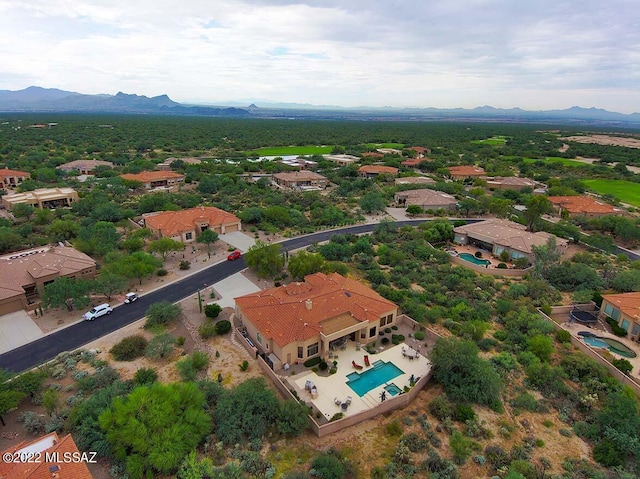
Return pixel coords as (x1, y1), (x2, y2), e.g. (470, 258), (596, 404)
(0, 0), (638, 112)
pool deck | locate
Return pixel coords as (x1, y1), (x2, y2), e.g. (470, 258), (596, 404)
(285, 342), (431, 421)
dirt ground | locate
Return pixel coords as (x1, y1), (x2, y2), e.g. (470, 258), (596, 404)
(560, 134), (640, 149)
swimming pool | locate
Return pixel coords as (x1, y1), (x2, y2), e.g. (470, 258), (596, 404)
(384, 383), (403, 396)
(578, 332), (637, 359)
(458, 253), (491, 266)
(347, 360), (404, 397)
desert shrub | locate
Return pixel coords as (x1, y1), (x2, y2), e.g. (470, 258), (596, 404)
(198, 321), (217, 339)
(145, 333), (176, 359)
(157, 268), (168, 276)
(18, 411), (44, 434)
(76, 366), (120, 393)
(109, 335), (148, 361)
(133, 367), (158, 386)
(72, 370), (88, 381)
(177, 358), (197, 382)
(192, 351), (210, 370)
(612, 358), (632, 375)
(239, 360), (249, 372)
(381, 337), (390, 345)
(429, 396), (454, 421)
(497, 263), (508, 269)
(204, 303), (222, 318)
(555, 329), (571, 343)
(449, 430), (477, 465)
(145, 301), (182, 328)
(318, 360), (328, 371)
(386, 420), (403, 437)
(214, 320), (231, 335)
(510, 393), (546, 414)
(414, 331), (426, 340)
(453, 403), (476, 422)
(176, 336), (186, 346)
(311, 451), (348, 479)
(64, 357), (77, 370)
(179, 260), (191, 270)
(484, 444), (510, 469)
(401, 432), (429, 452)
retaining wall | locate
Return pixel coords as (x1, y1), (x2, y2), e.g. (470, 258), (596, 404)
(450, 255), (531, 277)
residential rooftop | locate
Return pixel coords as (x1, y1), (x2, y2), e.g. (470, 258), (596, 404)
(548, 195), (624, 215)
(143, 206), (240, 238)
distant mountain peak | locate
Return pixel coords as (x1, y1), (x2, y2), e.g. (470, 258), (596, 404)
(247, 103), (259, 109)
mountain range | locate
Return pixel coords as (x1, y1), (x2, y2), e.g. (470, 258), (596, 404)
(1, 86), (639, 126)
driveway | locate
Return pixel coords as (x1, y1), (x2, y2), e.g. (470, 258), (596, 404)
(210, 272), (261, 308)
(219, 231), (256, 252)
(0, 311), (44, 354)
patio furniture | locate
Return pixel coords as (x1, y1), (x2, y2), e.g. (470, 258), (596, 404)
(345, 396), (352, 405)
(364, 355), (370, 367)
(310, 387), (318, 398)
(341, 402), (348, 410)
(352, 360), (363, 370)
(334, 397), (342, 406)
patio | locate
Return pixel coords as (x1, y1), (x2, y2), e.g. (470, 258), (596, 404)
(449, 243), (511, 269)
(280, 339), (432, 424)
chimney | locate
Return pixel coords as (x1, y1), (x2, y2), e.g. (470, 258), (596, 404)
(305, 299), (312, 310)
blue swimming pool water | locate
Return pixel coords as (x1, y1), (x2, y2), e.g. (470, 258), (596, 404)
(578, 332), (637, 358)
(347, 360), (404, 397)
(459, 253), (491, 266)
(384, 383), (402, 396)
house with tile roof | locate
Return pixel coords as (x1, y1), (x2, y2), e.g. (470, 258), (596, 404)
(447, 165), (486, 180)
(394, 188), (457, 212)
(361, 152), (384, 159)
(272, 171), (329, 191)
(0, 432), (94, 478)
(157, 157), (203, 171)
(142, 206), (241, 244)
(484, 176), (536, 191)
(234, 272), (398, 369)
(322, 154), (359, 166)
(57, 159), (114, 175)
(120, 171), (185, 190)
(547, 195), (624, 218)
(358, 165), (398, 178)
(453, 218), (568, 261)
(395, 176), (436, 186)
(600, 292), (640, 342)
(2, 187), (79, 211)
(0, 246), (96, 316)
(0, 167), (30, 188)
(401, 158), (429, 168)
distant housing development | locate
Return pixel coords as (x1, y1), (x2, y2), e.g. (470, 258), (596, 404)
(0, 246), (96, 315)
(358, 165), (398, 178)
(395, 176), (436, 186)
(548, 195), (624, 218)
(600, 292), (640, 342)
(272, 171), (329, 191)
(56, 159), (114, 175)
(453, 218), (568, 261)
(157, 157), (203, 170)
(447, 165), (486, 180)
(234, 272), (398, 369)
(120, 171), (185, 190)
(394, 188), (457, 212)
(484, 176), (536, 191)
(0, 167), (30, 187)
(143, 206), (241, 243)
(322, 154), (359, 166)
(1, 187), (78, 211)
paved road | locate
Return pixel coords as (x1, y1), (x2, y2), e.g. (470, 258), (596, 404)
(0, 218), (495, 372)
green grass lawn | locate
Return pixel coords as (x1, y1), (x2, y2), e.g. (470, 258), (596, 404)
(250, 145), (334, 156)
(582, 179), (640, 207)
(522, 157), (590, 167)
(471, 136), (508, 146)
(363, 143), (405, 150)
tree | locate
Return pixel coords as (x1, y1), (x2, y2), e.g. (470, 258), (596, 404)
(43, 277), (92, 311)
(530, 236), (561, 280)
(523, 195), (551, 231)
(527, 334), (554, 362)
(429, 337), (502, 409)
(99, 382), (211, 479)
(46, 219), (79, 243)
(145, 301), (182, 328)
(110, 251), (162, 284)
(148, 237), (184, 260)
(197, 229), (219, 258)
(287, 250), (325, 280)
(204, 303), (222, 319)
(244, 240), (284, 278)
(76, 221), (120, 256)
(12, 203), (35, 219)
(43, 388), (60, 417)
(119, 236), (145, 253)
(359, 191), (386, 214)
(92, 270), (128, 300)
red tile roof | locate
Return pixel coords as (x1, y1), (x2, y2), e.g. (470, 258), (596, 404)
(0, 167), (30, 179)
(401, 158), (426, 167)
(0, 432), (93, 478)
(408, 146), (429, 153)
(235, 272), (398, 348)
(602, 292), (640, 320)
(547, 196), (623, 215)
(120, 171), (185, 182)
(143, 206), (240, 237)
(362, 152), (384, 158)
(447, 165), (486, 177)
(358, 165), (398, 175)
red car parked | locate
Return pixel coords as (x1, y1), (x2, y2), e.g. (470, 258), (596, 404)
(227, 250), (242, 261)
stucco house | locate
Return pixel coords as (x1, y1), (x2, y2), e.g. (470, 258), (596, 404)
(272, 171), (329, 191)
(394, 188), (457, 212)
(0, 167), (30, 187)
(395, 177), (436, 186)
(1, 187), (78, 211)
(447, 165), (486, 180)
(142, 206), (241, 243)
(120, 171), (185, 190)
(484, 176), (536, 191)
(0, 246), (97, 315)
(453, 218), (567, 261)
(548, 195), (624, 218)
(323, 154), (359, 166)
(358, 165), (399, 178)
(234, 272), (398, 369)
(600, 292), (640, 342)
(57, 159), (114, 175)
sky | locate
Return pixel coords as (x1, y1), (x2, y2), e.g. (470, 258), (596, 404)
(1, 0), (639, 113)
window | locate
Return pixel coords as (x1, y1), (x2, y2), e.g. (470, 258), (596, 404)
(307, 343), (319, 357)
(386, 314), (393, 324)
(604, 304), (613, 316)
(361, 331), (366, 339)
(621, 319), (630, 332)
(185, 232), (193, 240)
(298, 347), (303, 359)
(257, 332), (262, 344)
(369, 326), (377, 338)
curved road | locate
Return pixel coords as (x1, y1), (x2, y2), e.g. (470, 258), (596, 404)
(0, 220), (428, 373)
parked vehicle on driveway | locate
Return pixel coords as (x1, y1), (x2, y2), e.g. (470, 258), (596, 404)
(124, 292), (138, 304)
(227, 250), (242, 261)
(83, 303), (113, 321)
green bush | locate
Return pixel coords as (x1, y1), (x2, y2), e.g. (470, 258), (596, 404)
(109, 335), (148, 361)
(428, 396), (454, 421)
(386, 420), (403, 437)
(191, 351), (210, 371)
(414, 331), (426, 340)
(144, 333), (176, 359)
(204, 303), (222, 319)
(318, 361), (328, 371)
(214, 320), (232, 335)
(605, 316), (628, 337)
(198, 321), (217, 339)
(179, 260), (191, 270)
(612, 358), (632, 375)
(157, 268), (168, 276)
(304, 356), (322, 368)
(497, 263), (508, 269)
(555, 329), (571, 343)
(453, 403), (476, 422)
(133, 367), (158, 385)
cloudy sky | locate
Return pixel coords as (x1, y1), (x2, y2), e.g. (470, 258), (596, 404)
(1, 0), (638, 112)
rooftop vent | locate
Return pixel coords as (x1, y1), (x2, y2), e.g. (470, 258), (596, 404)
(305, 299), (312, 310)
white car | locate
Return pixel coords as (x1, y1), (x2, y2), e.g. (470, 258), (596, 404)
(83, 303), (113, 321)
